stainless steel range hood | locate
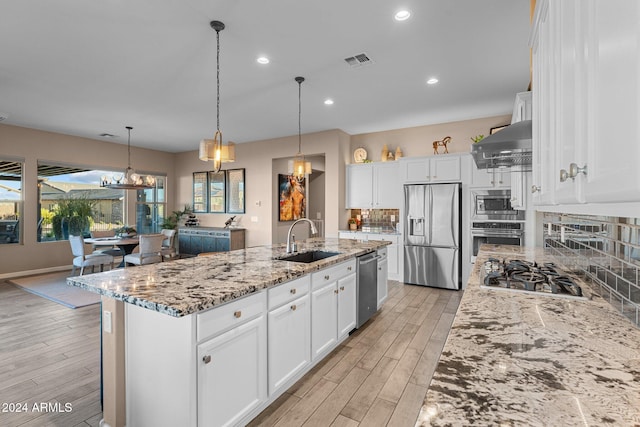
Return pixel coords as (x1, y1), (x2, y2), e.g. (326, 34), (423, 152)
(470, 120), (532, 170)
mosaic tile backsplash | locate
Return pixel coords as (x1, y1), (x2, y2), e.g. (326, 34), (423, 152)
(543, 213), (640, 327)
(349, 209), (400, 232)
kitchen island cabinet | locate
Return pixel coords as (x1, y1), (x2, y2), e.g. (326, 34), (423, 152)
(418, 244), (640, 426)
(67, 237), (389, 427)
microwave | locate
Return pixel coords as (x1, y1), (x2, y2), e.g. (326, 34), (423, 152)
(472, 190), (524, 221)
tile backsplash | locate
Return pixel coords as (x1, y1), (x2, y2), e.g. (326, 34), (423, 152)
(349, 209), (400, 232)
(543, 213), (640, 327)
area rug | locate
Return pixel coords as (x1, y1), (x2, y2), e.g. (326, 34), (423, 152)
(8, 271), (101, 308)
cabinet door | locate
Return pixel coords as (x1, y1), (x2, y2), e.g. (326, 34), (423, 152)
(215, 237), (230, 252)
(178, 233), (191, 255)
(377, 257), (388, 309)
(581, 0), (640, 203)
(431, 156), (461, 182)
(404, 158), (431, 183)
(190, 235), (204, 255)
(198, 315), (267, 427)
(311, 281), (337, 360)
(202, 235), (216, 253)
(373, 162), (401, 208)
(386, 243), (398, 280)
(268, 294), (310, 395)
(346, 164), (373, 208)
(337, 273), (356, 338)
(470, 167), (511, 188)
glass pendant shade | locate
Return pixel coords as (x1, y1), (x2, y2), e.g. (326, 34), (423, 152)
(289, 155), (312, 179)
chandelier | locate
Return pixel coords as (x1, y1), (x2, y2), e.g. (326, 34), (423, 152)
(288, 76), (312, 181)
(199, 20), (235, 172)
(101, 126), (155, 190)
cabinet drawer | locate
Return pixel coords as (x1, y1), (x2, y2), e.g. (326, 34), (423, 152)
(377, 247), (388, 258)
(311, 259), (356, 291)
(197, 291), (266, 342)
(268, 275), (310, 310)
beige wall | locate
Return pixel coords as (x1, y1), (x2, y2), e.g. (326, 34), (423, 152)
(0, 124), (175, 277)
(174, 129), (351, 248)
(350, 115), (512, 161)
(1, 113), (511, 276)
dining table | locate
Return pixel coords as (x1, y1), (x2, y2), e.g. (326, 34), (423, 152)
(85, 236), (140, 268)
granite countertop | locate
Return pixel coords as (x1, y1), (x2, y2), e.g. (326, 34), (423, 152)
(339, 229), (401, 235)
(417, 244), (640, 426)
(67, 237), (388, 318)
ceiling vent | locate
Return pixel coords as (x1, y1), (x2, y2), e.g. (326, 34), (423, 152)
(344, 53), (373, 68)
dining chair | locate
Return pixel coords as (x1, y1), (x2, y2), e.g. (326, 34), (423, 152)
(90, 229), (123, 258)
(124, 234), (164, 267)
(160, 229), (177, 261)
(69, 235), (114, 276)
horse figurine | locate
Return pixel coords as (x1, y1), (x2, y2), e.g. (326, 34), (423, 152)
(433, 136), (452, 154)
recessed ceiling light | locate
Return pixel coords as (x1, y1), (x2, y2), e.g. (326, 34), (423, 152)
(100, 133), (117, 138)
(257, 56), (269, 64)
(427, 77), (439, 85)
(395, 10), (411, 21)
(324, 99), (334, 105)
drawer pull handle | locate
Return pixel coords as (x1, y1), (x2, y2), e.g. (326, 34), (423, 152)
(234, 311), (242, 318)
(203, 355), (212, 364)
(290, 288), (297, 294)
(291, 304), (297, 311)
(325, 275), (330, 280)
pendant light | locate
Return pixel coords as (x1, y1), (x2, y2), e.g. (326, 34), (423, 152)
(199, 20), (235, 172)
(289, 76), (312, 181)
(101, 126), (155, 190)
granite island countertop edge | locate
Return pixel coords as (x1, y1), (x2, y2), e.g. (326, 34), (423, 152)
(67, 237), (390, 317)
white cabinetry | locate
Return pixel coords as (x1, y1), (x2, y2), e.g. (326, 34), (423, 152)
(267, 276), (310, 396)
(469, 165), (510, 189)
(338, 232), (399, 281)
(345, 162), (401, 209)
(198, 314), (267, 427)
(310, 260), (356, 361)
(402, 154), (462, 183)
(376, 247), (388, 309)
(531, 0), (640, 214)
(511, 91), (532, 124)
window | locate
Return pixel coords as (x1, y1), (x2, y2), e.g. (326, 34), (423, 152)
(136, 176), (167, 234)
(37, 162), (125, 241)
(0, 159), (23, 245)
(193, 169), (245, 214)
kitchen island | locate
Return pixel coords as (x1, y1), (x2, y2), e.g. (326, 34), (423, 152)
(417, 244), (640, 426)
(67, 237), (389, 427)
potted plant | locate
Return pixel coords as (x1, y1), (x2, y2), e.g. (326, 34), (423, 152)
(160, 204), (193, 230)
(348, 218), (357, 231)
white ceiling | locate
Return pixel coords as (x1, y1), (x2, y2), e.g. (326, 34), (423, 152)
(0, 0), (531, 153)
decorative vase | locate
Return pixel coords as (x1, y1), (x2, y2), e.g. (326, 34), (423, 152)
(381, 144), (389, 162)
(395, 147), (403, 160)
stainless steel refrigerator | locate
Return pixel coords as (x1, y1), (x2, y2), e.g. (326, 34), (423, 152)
(404, 183), (461, 290)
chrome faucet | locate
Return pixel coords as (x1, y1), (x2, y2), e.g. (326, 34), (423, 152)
(286, 218), (318, 253)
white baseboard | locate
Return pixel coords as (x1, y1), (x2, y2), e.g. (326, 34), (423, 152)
(0, 264), (73, 280)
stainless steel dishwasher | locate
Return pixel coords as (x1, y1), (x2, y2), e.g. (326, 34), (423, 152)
(356, 251), (378, 328)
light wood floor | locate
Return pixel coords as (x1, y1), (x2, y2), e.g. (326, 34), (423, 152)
(0, 278), (461, 427)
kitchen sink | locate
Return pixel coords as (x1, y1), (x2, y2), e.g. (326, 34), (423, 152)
(276, 250), (341, 263)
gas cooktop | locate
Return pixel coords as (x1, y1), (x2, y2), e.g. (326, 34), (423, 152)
(480, 258), (585, 299)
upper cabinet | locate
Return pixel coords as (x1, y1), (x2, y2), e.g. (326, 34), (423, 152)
(531, 0), (640, 214)
(345, 162), (401, 209)
(401, 154), (462, 184)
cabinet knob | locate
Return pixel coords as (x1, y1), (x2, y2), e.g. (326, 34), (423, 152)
(531, 185), (541, 193)
(203, 355), (212, 364)
(291, 304), (297, 311)
(290, 288), (297, 294)
(559, 169), (569, 183)
(233, 311), (242, 318)
(334, 289), (339, 294)
(340, 286), (345, 291)
(325, 275), (330, 280)
(347, 266), (352, 271)
(569, 163), (588, 179)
